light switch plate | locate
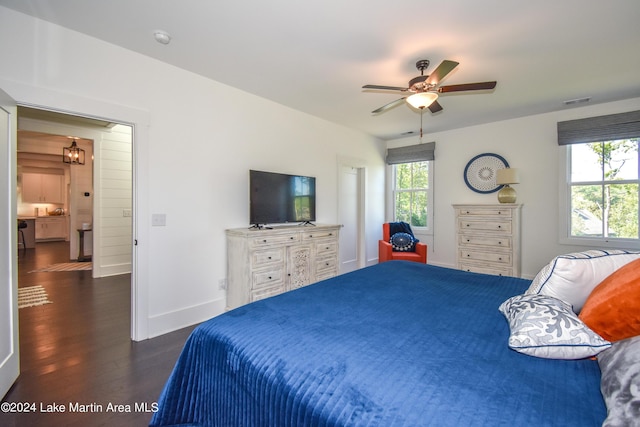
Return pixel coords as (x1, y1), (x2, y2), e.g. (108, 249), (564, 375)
(152, 213), (166, 226)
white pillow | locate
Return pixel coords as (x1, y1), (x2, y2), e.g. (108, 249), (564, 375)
(499, 294), (611, 360)
(525, 250), (640, 313)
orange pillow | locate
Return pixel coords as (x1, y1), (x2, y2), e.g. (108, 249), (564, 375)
(579, 258), (640, 342)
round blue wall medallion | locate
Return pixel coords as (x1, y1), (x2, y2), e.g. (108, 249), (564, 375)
(463, 153), (509, 194)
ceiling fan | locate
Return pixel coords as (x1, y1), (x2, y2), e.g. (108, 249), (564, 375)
(363, 59), (497, 114)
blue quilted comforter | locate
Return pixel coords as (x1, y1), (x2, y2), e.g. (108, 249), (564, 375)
(151, 262), (606, 426)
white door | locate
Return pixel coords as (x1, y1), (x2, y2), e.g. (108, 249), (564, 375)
(0, 88), (19, 399)
(338, 165), (361, 274)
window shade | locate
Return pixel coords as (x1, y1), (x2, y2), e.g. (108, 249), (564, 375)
(386, 142), (435, 165)
(557, 110), (640, 145)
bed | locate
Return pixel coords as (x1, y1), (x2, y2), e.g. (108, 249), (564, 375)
(149, 258), (634, 426)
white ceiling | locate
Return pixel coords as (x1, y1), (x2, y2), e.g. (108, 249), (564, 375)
(2, 0), (639, 140)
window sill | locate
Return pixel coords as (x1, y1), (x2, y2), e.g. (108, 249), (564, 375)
(560, 236), (640, 251)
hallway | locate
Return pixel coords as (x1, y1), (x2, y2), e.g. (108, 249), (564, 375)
(1, 242), (196, 426)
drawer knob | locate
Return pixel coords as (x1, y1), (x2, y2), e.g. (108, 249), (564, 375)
(290, 236), (294, 240)
(310, 235), (313, 237)
(467, 254), (471, 257)
(498, 241), (502, 245)
(326, 246), (330, 250)
(498, 257), (502, 260)
(268, 256), (272, 259)
(329, 233), (333, 236)
(263, 239), (267, 243)
(466, 239), (470, 242)
(497, 225), (502, 229)
(268, 276), (272, 279)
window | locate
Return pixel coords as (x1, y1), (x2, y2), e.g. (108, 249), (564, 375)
(386, 142), (435, 231)
(566, 139), (638, 242)
(392, 161), (432, 229)
(558, 110), (640, 248)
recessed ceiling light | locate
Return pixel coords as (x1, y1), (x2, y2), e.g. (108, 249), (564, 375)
(154, 30), (171, 45)
(563, 97), (591, 106)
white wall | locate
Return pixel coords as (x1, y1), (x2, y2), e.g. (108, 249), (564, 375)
(388, 97), (640, 278)
(0, 7), (385, 339)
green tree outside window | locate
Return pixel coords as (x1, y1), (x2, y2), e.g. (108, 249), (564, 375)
(394, 161), (429, 227)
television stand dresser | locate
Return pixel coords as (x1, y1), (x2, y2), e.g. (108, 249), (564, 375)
(226, 224), (340, 309)
(453, 204), (522, 277)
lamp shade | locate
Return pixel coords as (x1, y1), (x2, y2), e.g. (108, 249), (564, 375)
(406, 92), (438, 109)
(496, 168), (520, 185)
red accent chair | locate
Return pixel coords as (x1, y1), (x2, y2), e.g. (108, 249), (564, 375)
(378, 223), (427, 264)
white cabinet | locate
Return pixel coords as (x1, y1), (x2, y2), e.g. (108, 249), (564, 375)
(35, 216), (68, 241)
(226, 224), (340, 309)
(453, 204), (521, 277)
(22, 173), (64, 203)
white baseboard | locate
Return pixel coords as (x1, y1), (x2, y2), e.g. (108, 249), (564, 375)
(147, 297), (226, 339)
(96, 263), (132, 277)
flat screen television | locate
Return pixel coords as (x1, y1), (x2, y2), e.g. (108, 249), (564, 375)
(249, 170), (316, 227)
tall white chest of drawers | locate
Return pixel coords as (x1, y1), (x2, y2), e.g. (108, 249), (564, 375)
(453, 204), (522, 277)
(226, 224), (340, 309)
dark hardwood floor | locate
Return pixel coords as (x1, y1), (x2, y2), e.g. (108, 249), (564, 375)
(1, 241), (197, 427)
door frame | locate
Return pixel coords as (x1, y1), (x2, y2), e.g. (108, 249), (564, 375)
(0, 88), (19, 399)
(337, 157), (367, 272)
(1, 78), (150, 341)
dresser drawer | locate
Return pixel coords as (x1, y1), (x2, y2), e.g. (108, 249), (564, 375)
(252, 269), (285, 289)
(315, 240), (337, 255)
(302, 229), (339, 240)
(457, 207), (513, 218)
(251, 248), (285, 267)
(459, 219), (511, 233)
(458, 235), (512, 249)
(250, 285), (286, 302)
(250, 233), (299, 247)
(459, 261), (513, 277)
(316, 255), (337, 273)
(460, 249), (511, 265)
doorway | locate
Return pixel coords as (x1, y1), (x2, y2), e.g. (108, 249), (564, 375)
(16, 106), (134, 278)
(338, 160), (366, 274)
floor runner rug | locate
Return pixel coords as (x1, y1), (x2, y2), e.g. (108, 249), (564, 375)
(18, 285), (52, 309)
(29, 262), (92, 272)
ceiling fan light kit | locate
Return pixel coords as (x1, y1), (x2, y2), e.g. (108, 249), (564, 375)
(406, 92), (438, 109)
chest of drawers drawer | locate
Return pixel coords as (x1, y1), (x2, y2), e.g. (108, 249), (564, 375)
(458, 219), (511, 233)
(458, 235), (512, 249)
(459, 249), (511, 265)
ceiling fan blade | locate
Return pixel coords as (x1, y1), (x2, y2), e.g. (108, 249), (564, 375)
(363, 84), (408, 91)
(371, 97), (406, 114)
(438, 81), (497, 93)
(425, 60), (459, 85)
(428, 100), (443, 113)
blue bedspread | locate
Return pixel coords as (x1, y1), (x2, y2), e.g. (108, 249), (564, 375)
(151, 262), (606, 426)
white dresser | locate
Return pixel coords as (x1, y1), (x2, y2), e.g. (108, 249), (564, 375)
(453, 204), (522, 277)
(226, 224), (340, 309)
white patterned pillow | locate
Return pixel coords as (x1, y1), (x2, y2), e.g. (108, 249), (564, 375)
(598, 335), (640, 427)
(499, 294), (611, 359)
(525, 250), (640, 313)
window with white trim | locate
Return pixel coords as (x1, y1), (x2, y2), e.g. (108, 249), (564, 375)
(558, 111), (640, 247)
(392, 161), (432, 229)
(386, 142), (435, 231)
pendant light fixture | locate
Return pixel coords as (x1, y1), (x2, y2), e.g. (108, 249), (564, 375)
(63, 139), (85, 165)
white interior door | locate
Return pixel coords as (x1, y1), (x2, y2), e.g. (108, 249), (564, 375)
(338, 165), (361, 274)
(0, 88), (19, 399)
